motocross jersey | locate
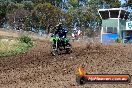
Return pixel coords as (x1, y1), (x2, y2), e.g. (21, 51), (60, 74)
(55, 28), (68, 38)
(73, 27), (79, 33)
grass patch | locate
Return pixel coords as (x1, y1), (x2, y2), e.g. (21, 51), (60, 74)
(0, 39), (33, 57)
(115, 37), (121, 43)
(17, 35), (33, 47)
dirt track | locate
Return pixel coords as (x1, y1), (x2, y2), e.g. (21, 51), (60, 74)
(0, 40), (132, 88)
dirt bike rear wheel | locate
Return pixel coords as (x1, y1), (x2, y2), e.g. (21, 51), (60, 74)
(51, 48), (61, 56)
(65, 43), (72, 54)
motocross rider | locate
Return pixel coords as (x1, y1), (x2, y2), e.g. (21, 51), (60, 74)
(54, 23), (68, 48)
(73, 24), (79, 34)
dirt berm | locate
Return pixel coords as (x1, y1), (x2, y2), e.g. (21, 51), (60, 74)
(0, 40), (132, 88)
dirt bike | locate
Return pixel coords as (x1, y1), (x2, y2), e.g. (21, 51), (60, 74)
(72, 32), (79, 40)
(50, 34), (72, 56)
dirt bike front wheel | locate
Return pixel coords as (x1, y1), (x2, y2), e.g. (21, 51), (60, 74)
(51, 46), (61, 56)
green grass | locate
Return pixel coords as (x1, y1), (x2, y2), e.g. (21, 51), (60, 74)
(0, 39), (31, 57)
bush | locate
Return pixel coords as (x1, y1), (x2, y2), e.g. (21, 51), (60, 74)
(0, 40), (29, 57)
(115, 37), (121, 43)
(17, 35), (33, 47)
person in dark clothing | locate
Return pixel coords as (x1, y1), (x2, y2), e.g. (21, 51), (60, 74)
(54, 23), (68, 38)
(54, 23), (68, 48)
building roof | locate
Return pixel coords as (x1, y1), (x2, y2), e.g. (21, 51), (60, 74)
(98, 8), (130, 20)
(98, 8), (128, 12)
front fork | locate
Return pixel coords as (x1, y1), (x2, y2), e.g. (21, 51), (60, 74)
(55, 41), (58, 50)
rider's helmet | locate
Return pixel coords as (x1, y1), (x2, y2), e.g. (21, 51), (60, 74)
(56, 23), (62, 30)
(63, 28), (68, 33)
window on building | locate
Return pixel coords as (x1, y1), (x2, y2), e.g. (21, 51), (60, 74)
(99, 11), (109, 19)
(107, 27), (113, 33)
(110, 10), (119, 18)
(103, 27), (117, 33)
(113, 27), (117, 33)
(120, 10), (125, 19)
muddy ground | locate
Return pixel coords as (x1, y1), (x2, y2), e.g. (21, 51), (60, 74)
(0, 40), (132, 88)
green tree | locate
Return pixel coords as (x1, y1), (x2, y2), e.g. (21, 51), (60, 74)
(22, 1), (34, 11)
(109, 0), (121, 8)
(127, 0), (132, 9)
(68, 0), (79, 7)
(35, 3), (72, 33)
(0, 1), (8, 26)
